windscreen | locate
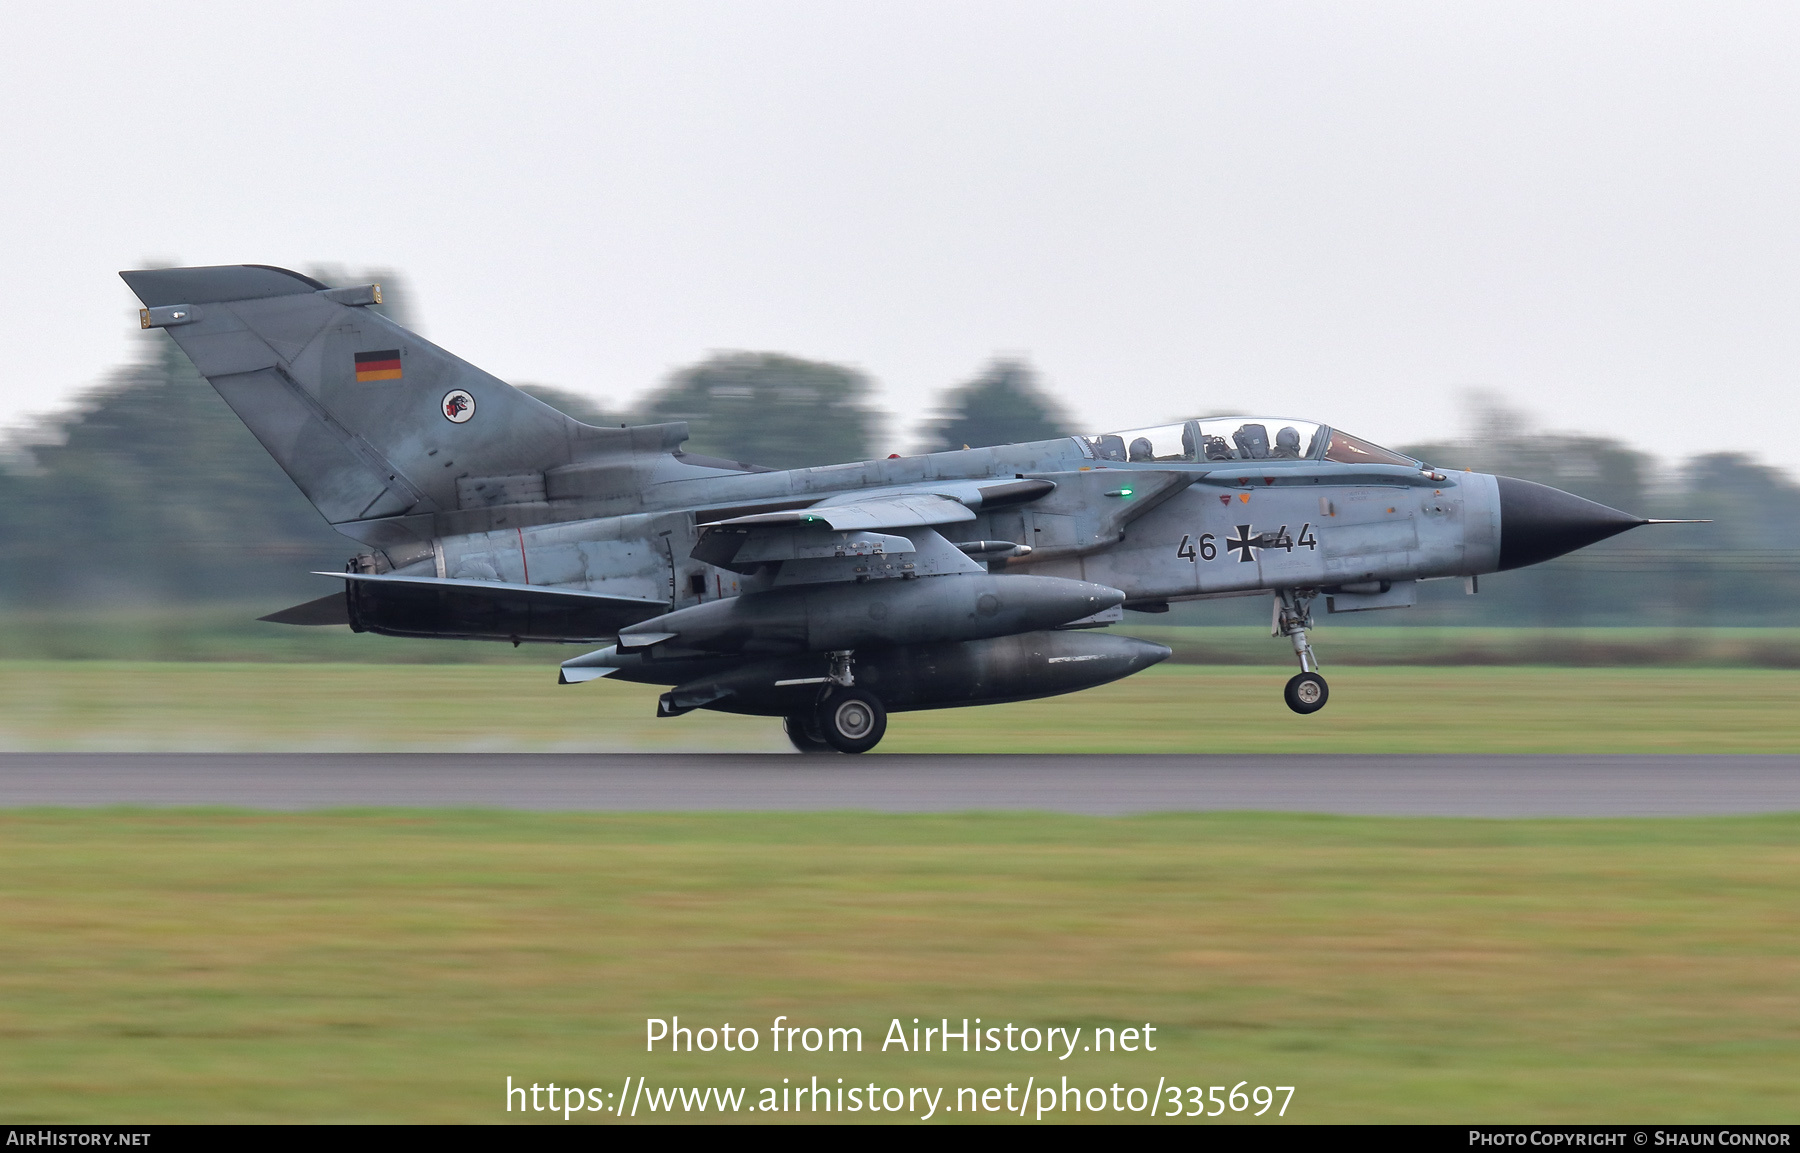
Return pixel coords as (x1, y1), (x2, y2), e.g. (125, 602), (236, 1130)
(1321, 429), (1418, 467)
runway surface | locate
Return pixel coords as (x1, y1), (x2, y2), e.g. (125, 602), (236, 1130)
(1, 753), (1797, 815)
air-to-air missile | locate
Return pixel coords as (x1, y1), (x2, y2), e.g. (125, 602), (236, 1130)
(123, 265), (1697, 753)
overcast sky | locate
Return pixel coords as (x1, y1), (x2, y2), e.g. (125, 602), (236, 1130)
(4, 1), (1798, 467)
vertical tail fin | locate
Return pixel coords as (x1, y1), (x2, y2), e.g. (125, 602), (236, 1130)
(120, 265), (634, 533)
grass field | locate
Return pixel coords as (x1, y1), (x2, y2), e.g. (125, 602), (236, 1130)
(0, 810), (1795, 1123)
(4, 660), (1793, 1123)
(2, 660), (1799, 753)
(1121, 625), (1800, 667)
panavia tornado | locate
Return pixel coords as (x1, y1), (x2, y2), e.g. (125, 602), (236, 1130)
(123, 265), (1692, 752)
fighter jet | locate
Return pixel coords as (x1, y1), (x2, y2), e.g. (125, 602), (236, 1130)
(123, 265), (1689, 752)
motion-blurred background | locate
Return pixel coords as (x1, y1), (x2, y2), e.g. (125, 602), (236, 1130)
(1, 265), (1795, 643)
(8, 3), (1800, 660)
(6, 2), (1800, 679)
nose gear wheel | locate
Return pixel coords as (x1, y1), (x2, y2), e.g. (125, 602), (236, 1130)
(1284, 671), (1329, 714)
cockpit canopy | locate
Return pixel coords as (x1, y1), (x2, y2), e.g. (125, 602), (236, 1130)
(1078, 417), (1417, 468)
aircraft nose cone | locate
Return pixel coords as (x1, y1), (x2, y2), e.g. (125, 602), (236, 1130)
(1496, 476), (1645, 571)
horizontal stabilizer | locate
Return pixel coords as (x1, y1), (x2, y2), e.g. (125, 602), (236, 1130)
(258, 592), (351, 626)
(316, 571), (666, 612)
(314, 571), (669, 644)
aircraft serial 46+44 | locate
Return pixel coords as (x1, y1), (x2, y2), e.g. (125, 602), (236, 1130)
(124, 265), (1690, 753)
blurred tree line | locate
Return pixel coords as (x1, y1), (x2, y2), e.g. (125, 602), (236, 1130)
(2, 271), (1795, 625)
(0, 273), (1073, 610)
(1389, 396), (1800, 627)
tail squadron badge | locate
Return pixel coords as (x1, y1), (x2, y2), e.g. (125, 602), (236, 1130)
(442, 390), (476, 423)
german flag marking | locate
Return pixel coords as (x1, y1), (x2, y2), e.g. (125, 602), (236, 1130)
(354, 349), (403, 382)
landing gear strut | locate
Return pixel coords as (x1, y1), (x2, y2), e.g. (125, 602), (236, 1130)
(1274, 589), (1329, 715)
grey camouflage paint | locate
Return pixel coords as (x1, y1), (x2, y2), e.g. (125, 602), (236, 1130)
(121, 265), (1644, 732)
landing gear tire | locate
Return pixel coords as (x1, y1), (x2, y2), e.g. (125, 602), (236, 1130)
(784, 714), (835, 754)
(1284, 672), (1329, 715)
(815, 688), (887, 754)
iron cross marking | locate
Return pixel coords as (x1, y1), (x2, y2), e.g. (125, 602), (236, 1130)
(1226, 524), (1259, 563)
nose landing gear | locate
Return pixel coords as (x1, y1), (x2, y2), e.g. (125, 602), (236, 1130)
(1274, 589), (1329, 714)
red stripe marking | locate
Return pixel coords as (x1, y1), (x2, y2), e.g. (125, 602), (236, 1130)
(518, 528), (530, 584)
(355, 358), (401, 372)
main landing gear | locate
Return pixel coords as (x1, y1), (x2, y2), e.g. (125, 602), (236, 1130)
(783, 713), (835, 753)
(784, 651), (889, 754)
(785, 690), (888, 754)
(1274, 589), (1329, 715)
